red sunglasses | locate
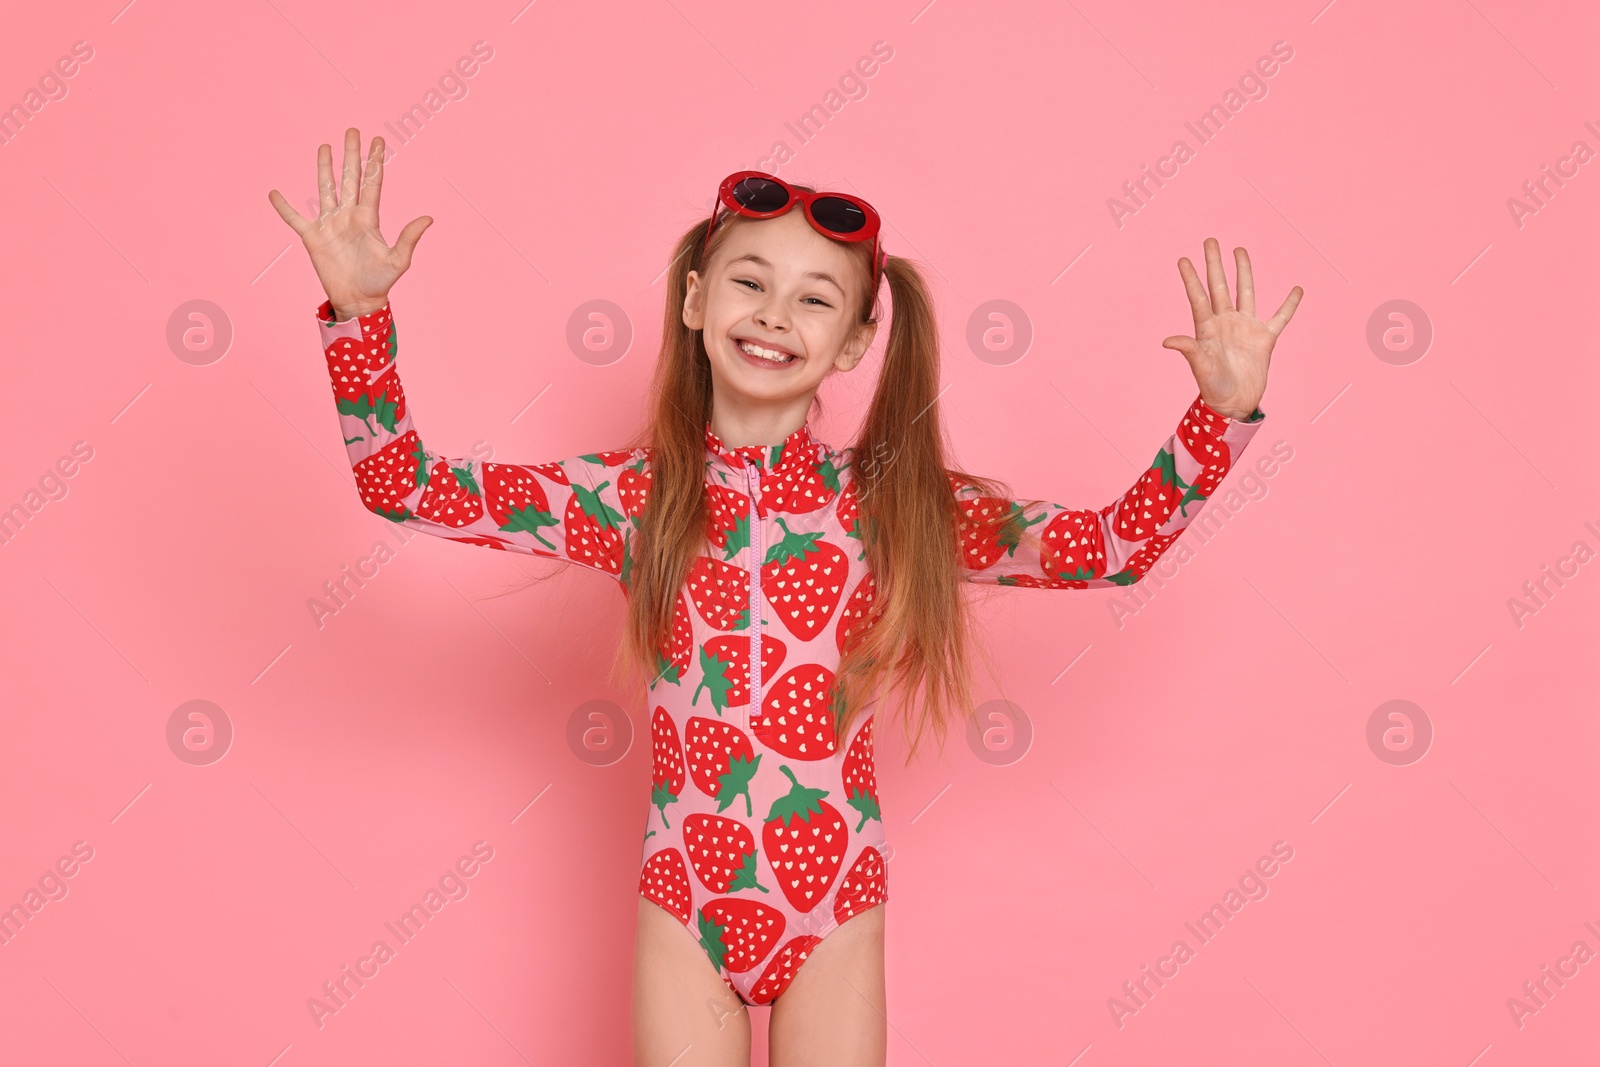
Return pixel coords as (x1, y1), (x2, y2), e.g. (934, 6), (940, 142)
(703, 170), (887, 300)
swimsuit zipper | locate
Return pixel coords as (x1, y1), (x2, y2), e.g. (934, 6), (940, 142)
(744, 459), (762, 732)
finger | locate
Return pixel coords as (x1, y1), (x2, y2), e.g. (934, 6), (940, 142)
(392, 215), (433, 270)
(340, 127), (362, 209)
(1234, 247), (1255, 317)
(1176, 256), (1211, 327)
(317, 142), (337, 215)
(267, 188), (312, 237)
(1265, 285), (1305, 335)
(362, 136), (387, 219)
(1204, 238), (1232, 313)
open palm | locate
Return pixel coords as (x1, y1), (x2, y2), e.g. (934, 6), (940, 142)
(1161, 238), (1303, 421)
(267, 127), (431, 318)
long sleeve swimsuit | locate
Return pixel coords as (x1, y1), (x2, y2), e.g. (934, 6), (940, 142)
(315, 299), (1267, 1005)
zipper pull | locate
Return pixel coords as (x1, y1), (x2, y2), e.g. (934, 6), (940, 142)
(745, 459), (761, 512)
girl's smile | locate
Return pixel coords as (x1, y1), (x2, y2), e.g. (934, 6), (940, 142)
(733, 335), (800, 369)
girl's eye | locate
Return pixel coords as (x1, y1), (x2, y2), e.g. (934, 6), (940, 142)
(734, 279), (832, 308)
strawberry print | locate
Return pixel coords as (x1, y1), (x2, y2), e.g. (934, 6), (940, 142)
(353, 430), (427, 521)
(683, 813), (769, 894)
(835, 573), (878, 655)
(762, 765), (849, 912)
(1110, 449), (1191, 544)
(840, 717), (880, 832)
(639, 847), (693, 925)
(692, 634), (786, 715)
(652, 591), (693, 688)
(832, 846), (887, 925)
(483, 462), (560, 548)
(324, 319), (406, 439)
(317, 297), (1266, 1006)
(752, 664), (839, 760)
(698, 898), (785, 973)
(748, 935), (822, 1004)
(762, 518), (848, 641)
(684, 717), (761, 816)
(650, 707), (686, 829)
(687, 556), (750, 632)
(414, 460), (484, 527)
(564, 474), (628, 573)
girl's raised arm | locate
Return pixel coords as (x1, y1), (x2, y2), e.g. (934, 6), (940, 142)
(270, 129), (645, 584)
(316, 299), (645, 583)
(957, 239), (1296, 589)
(954, 394), (1265, 589)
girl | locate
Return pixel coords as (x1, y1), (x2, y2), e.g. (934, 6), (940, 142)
(269, 129), (1301, 1067)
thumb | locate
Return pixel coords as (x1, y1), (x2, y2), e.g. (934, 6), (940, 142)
(393, 215), (433, 269)
(1161, 335), (1198, 362)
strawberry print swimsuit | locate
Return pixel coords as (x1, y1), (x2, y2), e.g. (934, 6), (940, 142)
(316, 299), (1267, 1006)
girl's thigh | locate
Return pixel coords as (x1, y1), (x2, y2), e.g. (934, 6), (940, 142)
(768, 904), (887, 1067)
(632, 895), (751, 1067)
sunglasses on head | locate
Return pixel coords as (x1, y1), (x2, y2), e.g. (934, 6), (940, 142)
(703, 170), (887, 299)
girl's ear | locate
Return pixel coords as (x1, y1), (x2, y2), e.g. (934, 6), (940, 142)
(834, 320), (878, 372)
(682, 269), (705, 330)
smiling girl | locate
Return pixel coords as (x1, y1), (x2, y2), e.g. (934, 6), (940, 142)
(269, 129), (1301, 1067)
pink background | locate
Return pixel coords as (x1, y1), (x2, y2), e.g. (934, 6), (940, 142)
(3, 0), (1597, 1063)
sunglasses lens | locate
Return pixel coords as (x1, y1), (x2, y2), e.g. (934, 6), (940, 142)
(731, 177), (790, 213)
(810, 196), (867, 234)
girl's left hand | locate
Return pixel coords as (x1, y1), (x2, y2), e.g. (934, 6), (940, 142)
(1161, 238), (1303, 421)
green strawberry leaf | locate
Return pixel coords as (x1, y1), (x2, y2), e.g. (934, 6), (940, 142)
(691, 647), (736, 712)
(763, 765), (829, 827)
(698, 910), (728, 972)
(728, 850), (769, 894)
(847, 790), (881, 832)
(715, 754), (760, 818)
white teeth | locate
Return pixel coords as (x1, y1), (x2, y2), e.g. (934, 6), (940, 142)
(738, 339), (794, 363)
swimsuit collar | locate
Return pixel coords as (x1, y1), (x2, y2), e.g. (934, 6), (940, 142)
(703, 419), (822, 476)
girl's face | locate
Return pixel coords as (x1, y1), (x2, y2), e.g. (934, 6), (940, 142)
(683, 209), (879, 415)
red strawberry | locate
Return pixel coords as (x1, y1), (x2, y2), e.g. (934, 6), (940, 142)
(753, 665), (839, 760)
(834, 479), (865, 559)
(652, 591), (693, 688)
(698, 898), (785, 973)
(956, 494), (1044, 571)
(706, 484), (753, 558)
(693, 634), (786, 715)
(764, 452), (840, 514)
(832, 846), (887, 925)
(684, 717), (761, 817)
(687, 556), (750, 632)
(762, 519), (848, 641)
(762, 765), (849, 912)
(482, 462), (560, 548)
(1110, 448), (1190, 543)
(1115, 530), (1180, 583)
(325, 325), (406, 437)
(564, 476), (627, 573)
(353, 430), (428, 521)
(639, 847), (693, 925)
(617, 452), (654, 520)
(1178, 402), (1235, 502)
(683, 813), (769, 895)
(1037, 509), (1106, 583)
(414, 461), (484, 527)
(840, 716), (880, 832)
(748, 935), (822, 1004)
(835, 573), (878, 655)
(650, 708), (685, 828)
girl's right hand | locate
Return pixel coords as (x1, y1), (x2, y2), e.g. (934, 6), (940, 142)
(267, 127), (432, 321)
